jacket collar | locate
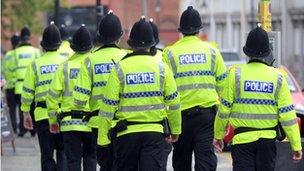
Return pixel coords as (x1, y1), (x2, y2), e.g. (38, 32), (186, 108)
(121, 50), (154, 61)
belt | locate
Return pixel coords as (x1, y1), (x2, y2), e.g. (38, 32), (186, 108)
(59, 110), (92, 120)
(17, 79), (24, 82)
(82, 110), (99, 122)
(36, 101), (47, 108)
(182, 105), (216, 116)
(234, 126), (277, 135)
(127, 121), (163, 126)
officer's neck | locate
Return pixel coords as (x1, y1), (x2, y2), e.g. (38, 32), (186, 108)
(248, 59), (269, 66)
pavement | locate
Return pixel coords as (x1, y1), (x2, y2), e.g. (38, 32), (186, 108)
(1, 134), (233, 171)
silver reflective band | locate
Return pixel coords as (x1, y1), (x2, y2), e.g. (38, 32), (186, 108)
(280, 118), (298, 127)
(218, 112), (229, 119)
(49, 90), (61, 98)
(159, 62), (165, 92)
(21, 97), (33, 104)
(99, 110), (114, 118)
(60, 120), (88, 126)
(230, 113), (277, 120)
(35, 91), (48, 99)
(32, 62), (38, 84)
(115, 63), (125, 91)
(177, 83), (215, 91)
(63, 62), (70, 96)
(235, 67), (241, 98)
(274, 74), (283, 101)
(49, 112), (57, 118)
(120, 104), (165, 112)
(168, 104), (180, 110)
(85, 58), (93, 79)
(74, 99), (86, 106)
(168, 50), (177, 75)
(209, 48), (216, 73)
(92, 94), (104, 100)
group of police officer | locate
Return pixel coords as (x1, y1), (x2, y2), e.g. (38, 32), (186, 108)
(2, 5), (302, 171)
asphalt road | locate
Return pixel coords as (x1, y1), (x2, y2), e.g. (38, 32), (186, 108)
(1, 134), (232, 171)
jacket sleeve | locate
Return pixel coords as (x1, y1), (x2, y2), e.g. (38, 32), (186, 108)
(21, 62), (36, 112)
(277, 74), (302, 151)
(98, 66), (120, 146)
(47, 65), (64, 124)
(73, 58), (92, 109)
(212, 46), (227, 96)
(214, 68), (235, 139)
(163, 63), (181, 135)
(162, 47), (173, 71)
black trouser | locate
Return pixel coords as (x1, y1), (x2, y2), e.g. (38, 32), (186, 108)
(62, 131), (96, 171)
(231, 138), (276, 171)
(113, 132), (166, 171)
(36, 119), (67, 171)
(92, 128), (114, 171)
(162, 142), (172, 171)
(15, 94), (36, 135)
(5, 88), (17, 133)
(173, 106), (217, 171)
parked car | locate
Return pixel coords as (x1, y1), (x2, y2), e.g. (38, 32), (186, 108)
(220, 50), (246, 68)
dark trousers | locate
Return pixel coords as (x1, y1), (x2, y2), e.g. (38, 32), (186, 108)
(113, 132), (166, 171)
(93, 128), (114, 171)
(173, 106), (217, 171)
(63, 131), (97, 171)
(231, 138), (276, 171)
(162, 143), (172, 171)
(36, 119), (67, 171)
(5, 89), (17, 133)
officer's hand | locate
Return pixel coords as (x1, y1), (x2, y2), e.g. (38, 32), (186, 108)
(49, 123), (60, 134)
(23, 112), (33, 130)
(292, 150), (302, 162)
(213, 139), (224, 153)
(165, 134), (179, 144)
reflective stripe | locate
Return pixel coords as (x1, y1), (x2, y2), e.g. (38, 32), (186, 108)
(35, 91), (48, 99)
(48, 90), (61, 98)
(230, 113), (277, 120)
(21, 97), (33, 104)
(74, 86), (91, 95)
(209, 48), (216, 73)
(159, 62), (165, 92)
(274, 74), (283, 101)
(221, 99), (232, 108)
(99, 110), (114, 118)
(278, 105), (294, 114)
(36, 79), (52, 87)
(164, 91), (178, 101)
(120, 104), (165, 112)
(280, 118), (298, 126)
(177, 83), (215, 91)
(103, 97), (119, 106)
(74, 99), (86, 106)
(175, 70), (214, 78)
(32, 62), (38, 84)
(168, 104), (180, 110)
(60, 120), (88, 126)
(93, 81), (107, 87)
(115, 63), (125, 91)
(120, 91), (163, 98)
(234, 98), (277, 106)
(168, 50), (177, 75)
(235, 67), (241, 98)
(85, 58), (93, 80)
(23, 87), (35, 94)
(218, 112), (229, 119)
(92, 94), (104, 100)
(63, 62), (70, 96)
(49, 112), (57, 118)
(216, 72), (228, 81)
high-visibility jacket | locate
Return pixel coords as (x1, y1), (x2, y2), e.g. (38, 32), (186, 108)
(3, 50), (17, 89)
(162, 36), (227, 111)
(73, 45), (127, 128)
(58, 40), (74, 59)
(214, 62), (302, 151)
(47, 53), (91, 132)
(21, 51), (66, 121)
(154, 48), (163, 62)
(14, 44), (41, 94)
(98, 51), (182, 146)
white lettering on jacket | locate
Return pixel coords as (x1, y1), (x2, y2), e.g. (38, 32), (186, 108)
(179, 54), (206, 65)
(40, 64), (59, 74)
(244, 80), (274, 93)
(126, 72), (155, 85)
(70, 68), (80, 79)
(94, 63), (114, 74)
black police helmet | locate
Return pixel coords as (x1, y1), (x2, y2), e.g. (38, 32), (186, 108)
(97, 10), (123, 45)
(70, 24), (93, 53)
(40, 21), (62, 50)
(59, 24), (69, 40)
(149, 18), (159, 44)
(10, 34), (20, 48)
(243, 24), (271, 58)
(20, 27), (31, 41)
(178, 6), (202, 34)
(127, 16), (155, 49)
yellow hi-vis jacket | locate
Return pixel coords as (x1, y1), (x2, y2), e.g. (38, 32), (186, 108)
(162, 36), (227, 111)
(58, 40), (74, 59)
(73, 45), (127, 128)
(214, 62), (302, 151)
(21, 51), (66, 121)
(3, 50), (17, 89)
(47, 52), (91, 132)
(14, 44), (41, 94)
(98, 52), (182, 146)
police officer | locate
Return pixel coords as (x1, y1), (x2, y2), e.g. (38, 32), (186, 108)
(162, 6), (227, 171)
(21, 22), (67, 171)
(3, 34), (19, 133)
(98, 16), (181, 170)
(14, 26), (41, 136)
(213, 25), (302, 171)
(58, 24), (74, 59)
(47, 24), (96, 171)
(73, 10), (127, 171)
